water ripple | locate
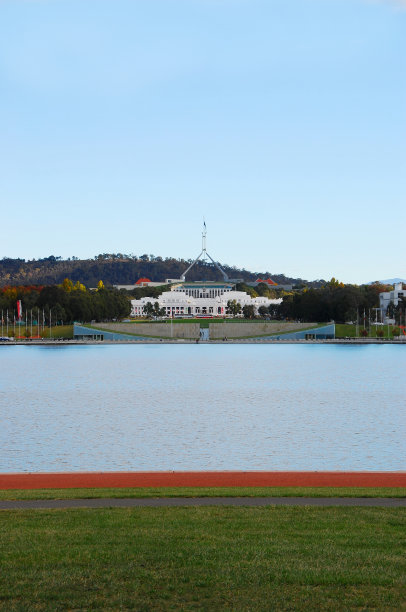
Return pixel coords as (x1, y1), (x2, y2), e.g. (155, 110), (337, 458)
(0, 344), (405, 472)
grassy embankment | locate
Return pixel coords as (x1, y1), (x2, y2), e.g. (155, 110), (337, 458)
(335, 323), (400, 339)
(128, 318), (256, 328)
(1, 506), (405, 610)
(231, 323), (328, 340)
(1, 486), (405, 500)
(6, 325), (74, 339)
(91, 320), (324, 338)
(87, 318), (283, 338)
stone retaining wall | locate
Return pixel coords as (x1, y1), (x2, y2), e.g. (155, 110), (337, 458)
(94, 322), (200, 339)
(209, 321), (316, 339)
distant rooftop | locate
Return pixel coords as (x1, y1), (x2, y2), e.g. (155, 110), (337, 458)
(256, 278), (278, 286)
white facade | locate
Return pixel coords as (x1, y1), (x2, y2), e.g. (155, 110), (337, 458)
(379, 282), (405, 322)
(131, 285), (282, 318)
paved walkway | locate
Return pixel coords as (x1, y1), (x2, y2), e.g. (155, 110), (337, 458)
(1, 497), (405, 510)
(1, 471), (406, 490)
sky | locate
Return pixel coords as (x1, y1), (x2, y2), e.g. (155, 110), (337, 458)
(0, 0), (405, 284)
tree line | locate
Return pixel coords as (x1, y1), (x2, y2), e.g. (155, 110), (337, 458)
(0, 279), (131, 324)
(1, 277), (400, 325)
(271, 280), (394, 322)
(229, 280), (398, 323)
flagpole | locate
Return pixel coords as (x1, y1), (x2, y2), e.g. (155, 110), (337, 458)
(6, 309), (8, 337)
(1, 310), (3, 337)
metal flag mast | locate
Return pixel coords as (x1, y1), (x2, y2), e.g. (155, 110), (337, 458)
(180, 221), (229, 282)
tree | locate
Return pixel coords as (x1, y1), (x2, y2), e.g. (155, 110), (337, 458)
(143, 302), (155, 318)
(73, 280), (86, 292)
(153, 302), (165, 318)
(258, 305), (269, 318)
(227, 299), (241, 317)
(61, 278), (74, 292)
(268, 303), (281, 319)
(51, 303), (67, 325)
(242, 304), (256, 319)
(97, 280), (104, 291)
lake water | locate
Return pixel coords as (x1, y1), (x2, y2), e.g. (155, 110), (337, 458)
(0, 344), (405, 472)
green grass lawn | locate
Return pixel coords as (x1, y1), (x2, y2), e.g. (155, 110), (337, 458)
(1, 486), (405, 500)
(41, 324), (74, 339)
(335, 323), (396, 339)
(1, 506), (405, 610)
(124, 318), (226, 327)
(10, 324), (74, 339)
(122, 318), (288, 328)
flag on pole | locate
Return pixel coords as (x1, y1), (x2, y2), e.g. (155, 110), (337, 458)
(17, 300), (22, 320)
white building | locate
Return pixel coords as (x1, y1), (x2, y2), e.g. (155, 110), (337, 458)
(379, 282), (405, 322)
(131, 281), (282, 318)
(130, 223), (282, 318)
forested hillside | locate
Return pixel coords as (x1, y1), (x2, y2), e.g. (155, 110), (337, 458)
(0, 254), (313, 288)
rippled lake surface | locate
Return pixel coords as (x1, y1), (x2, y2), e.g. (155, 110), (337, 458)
(1, 344), (405, 472)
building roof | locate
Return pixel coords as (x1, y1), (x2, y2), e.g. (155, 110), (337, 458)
(256, 278), (278, 286)
(135, 278), (152, 285)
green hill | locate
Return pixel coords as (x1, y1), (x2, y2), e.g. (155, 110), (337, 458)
(0, 254), (317, 288)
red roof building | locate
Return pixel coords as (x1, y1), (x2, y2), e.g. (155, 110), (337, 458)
(255, 278), (278, 286)
(135, 278), (152, 286)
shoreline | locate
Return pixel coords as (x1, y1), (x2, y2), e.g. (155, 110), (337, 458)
(1, 338), (406, 345)
(1, 471), (405, 490)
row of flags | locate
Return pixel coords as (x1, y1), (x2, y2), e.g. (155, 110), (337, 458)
(1, 305), (49, 328)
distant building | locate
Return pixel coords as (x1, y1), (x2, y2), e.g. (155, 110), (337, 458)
(246, 278), (293, 291)
(255, 277), (278, 286)
(131, 281), (281, 317)
(379, 282), (405, 322)
(135, 277), (153, 286)
(131, 224), (283, 317)
(114, 278), (165, 291)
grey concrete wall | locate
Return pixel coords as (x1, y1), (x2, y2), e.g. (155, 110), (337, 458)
(209, 321), (317, 339)
(94, 322), (200, 339)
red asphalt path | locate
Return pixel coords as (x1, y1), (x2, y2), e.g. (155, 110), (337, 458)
(0, 471), (405, 490)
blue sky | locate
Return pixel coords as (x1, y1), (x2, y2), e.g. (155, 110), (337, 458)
(1, 0), (405, 283)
